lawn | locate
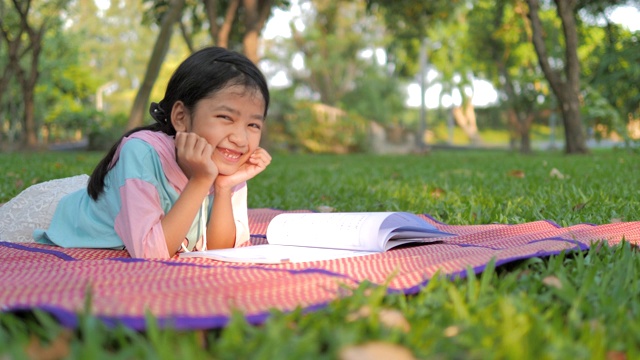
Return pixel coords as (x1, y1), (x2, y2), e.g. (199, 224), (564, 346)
(1, 148), (639, 359)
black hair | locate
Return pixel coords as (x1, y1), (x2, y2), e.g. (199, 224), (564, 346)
(87, 46), (270, 200)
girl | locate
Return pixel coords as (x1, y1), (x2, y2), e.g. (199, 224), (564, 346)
(32, 46), (271, 258)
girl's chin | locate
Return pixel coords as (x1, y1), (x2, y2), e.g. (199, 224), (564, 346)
(213, 156), (246, 176)
(214, 163), (243, 176)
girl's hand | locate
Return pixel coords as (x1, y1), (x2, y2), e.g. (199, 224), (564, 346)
(215, 147), (271, 190)
(175, 131), (218, 183)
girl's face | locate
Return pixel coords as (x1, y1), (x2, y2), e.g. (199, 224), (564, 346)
(174, 85), (265, 176)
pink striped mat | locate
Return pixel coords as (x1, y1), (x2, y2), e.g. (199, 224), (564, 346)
(1, 209), (638, 330)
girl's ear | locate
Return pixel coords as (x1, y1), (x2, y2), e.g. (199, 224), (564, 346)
(170, 101), (189, 132)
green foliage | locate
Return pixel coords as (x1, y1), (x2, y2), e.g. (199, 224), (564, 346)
(63, 0), (158, 116)
(338, 59), (408, 125)
(279, 101), (369, 153)
(262, 0), (422, 150)
(87, 112), (129, 151)
(581, 86), (625, 140)
(288, 0), (388, 106)
(583, 24), (640, 120)
(468, 0), (549, 106)
(1, 150), (640, 357)
(366, 0), (463, 77)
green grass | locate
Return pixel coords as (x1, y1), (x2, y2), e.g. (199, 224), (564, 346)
(1, 148), (639, 358)
(250, 149), (639, 225)
(428, 123), (555, 146)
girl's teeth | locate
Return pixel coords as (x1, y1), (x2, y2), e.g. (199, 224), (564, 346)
(222, 149), (240, 158)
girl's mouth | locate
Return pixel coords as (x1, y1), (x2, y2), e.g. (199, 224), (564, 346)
(219, 148), (242, 161)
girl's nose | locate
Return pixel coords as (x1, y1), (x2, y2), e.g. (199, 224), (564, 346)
(229, 124), (248, 146)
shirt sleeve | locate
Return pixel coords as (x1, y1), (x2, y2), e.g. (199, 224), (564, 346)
(115, 178), (170, 258)
(231, 182), (250, 247)
(111, 140), (171, 259)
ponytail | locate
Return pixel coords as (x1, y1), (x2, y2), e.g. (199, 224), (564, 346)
(87, 102), (174, 200)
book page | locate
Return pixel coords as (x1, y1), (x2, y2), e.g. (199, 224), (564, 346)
(179, 244), (376, 264)
(379, 212), (438, 232)
(266, 212), (393, 251)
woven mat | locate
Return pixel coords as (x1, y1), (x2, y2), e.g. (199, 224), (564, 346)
(1, 209), (638, 330)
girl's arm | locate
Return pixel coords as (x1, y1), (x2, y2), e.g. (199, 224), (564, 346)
(207, 148), (271, 249)
(163, 132), (218, 256)
(161, 177), (212, 254)
(206, 185), (237, 249)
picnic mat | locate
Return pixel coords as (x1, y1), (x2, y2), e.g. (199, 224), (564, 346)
(1, 208), (638, 330)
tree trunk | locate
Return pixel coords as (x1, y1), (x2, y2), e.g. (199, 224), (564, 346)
(126, 0), (185, 130)
(23, 28), (45, 148)
(557, 85), (585, 153)
(9, 1), (47, 149)
(217, 0), (240, 48)
(0, 24), (20, 119)
(525, 0), (587, 154)
(22, 84), (37, 147)
(242, 0), (271, 63)
(451, 100), (482, 145)
(521, 130), (531, 154)
(242, 0), (260, 63)
(500, 67), (534, 154)
(519, 113), (534, 154)
(555, 0), (587, 154)
(490, 1), (532, 153)
(0, 55), (14, 107)
(204, 0), (219, 44)
(179, 20), (195, 52)
(506, 109), (520, 151)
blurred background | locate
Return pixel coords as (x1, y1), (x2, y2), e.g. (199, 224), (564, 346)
(0, 0), (638, 155)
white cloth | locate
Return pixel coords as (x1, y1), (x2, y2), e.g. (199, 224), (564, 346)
(0, 175), (89, 243)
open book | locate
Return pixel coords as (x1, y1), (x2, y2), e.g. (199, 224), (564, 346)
(179, 212), (454, 264)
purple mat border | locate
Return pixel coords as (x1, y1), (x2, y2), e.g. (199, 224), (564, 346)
(388, 240), (589, 297)
(3, 300), (335, 331)
(0, 241), (77, 261)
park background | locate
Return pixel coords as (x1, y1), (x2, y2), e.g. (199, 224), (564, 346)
(1, 0), (639, 156)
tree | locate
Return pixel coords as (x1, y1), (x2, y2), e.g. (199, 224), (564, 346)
(126, 0), (287, 129)
(431, 12), (483, 145)
(583, 20), (639, 126)
(525, 0), (588, 153)
(368, 0), (485, 146)
(365, 0), (461, 77)
(467, 0), (550, 153)
(285, 0), (385, 106)
(241, 0), (274, 63)
(127, 0), (186, 130)
(0, 0), (71, 148)
(37, 28), (102, 143)
(70, 0), (158, 116)
(261, 0), (407, 152)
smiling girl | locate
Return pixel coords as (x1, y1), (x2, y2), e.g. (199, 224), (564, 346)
(33, 46), (271, 258)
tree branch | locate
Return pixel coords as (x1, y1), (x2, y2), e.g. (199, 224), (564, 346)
(525, 0), (564, 96)
(218, 0), (240, 48)
(179, 19), (195, 52)
(555, 0), (580, 94)
(203, 0), (219, 43)
(256, 0), (272, 31)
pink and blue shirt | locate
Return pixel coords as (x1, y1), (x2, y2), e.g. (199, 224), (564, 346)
(34, 131), (250, 258)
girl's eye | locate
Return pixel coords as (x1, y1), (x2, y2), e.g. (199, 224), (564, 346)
(249, 123), (262, 130)
(217, 114), (232, 121)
